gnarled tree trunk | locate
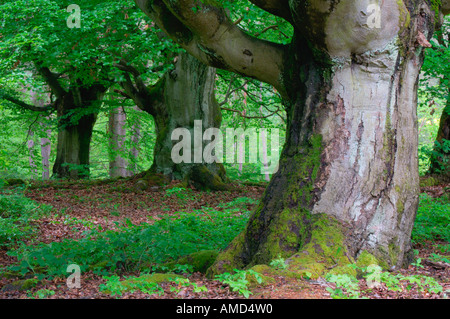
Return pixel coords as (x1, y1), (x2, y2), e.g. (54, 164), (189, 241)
(53, 86), (106, 179)
(136, 0), (442, 275)
(119, 52), (228, 190)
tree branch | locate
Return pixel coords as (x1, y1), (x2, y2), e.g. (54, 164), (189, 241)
(248, 0), (292, 23)
(35, 66), (67, 98)
(0, 90), (55, 112)
(135, 0), (288, 97)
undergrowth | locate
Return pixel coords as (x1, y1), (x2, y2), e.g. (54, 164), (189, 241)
(4, 200), (253, 279)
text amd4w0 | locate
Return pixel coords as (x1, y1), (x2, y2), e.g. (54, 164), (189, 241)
(171, 120), (280, 175)
(176, 303), (273, 316)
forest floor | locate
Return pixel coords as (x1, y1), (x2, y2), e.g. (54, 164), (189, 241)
(0, 178), (449, 300)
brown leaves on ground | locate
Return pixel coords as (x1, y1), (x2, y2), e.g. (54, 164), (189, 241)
(0, 179), (449, 299)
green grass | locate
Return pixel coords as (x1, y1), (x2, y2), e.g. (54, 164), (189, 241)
(0, 189), (53, 248)
(5, 202), (252, 279)
(2, 190), (448, 282)
(412, 194), (450, 244)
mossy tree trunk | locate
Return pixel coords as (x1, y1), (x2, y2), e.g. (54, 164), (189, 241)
(136, 0), (440, 274)
(53, 85), (107, 179)
(119, 52), (229, 190)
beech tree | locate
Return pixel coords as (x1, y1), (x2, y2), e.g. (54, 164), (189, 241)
(116, 51), (229, 190)
(0, 0), (169, 179)
(135, 0), (450, 276)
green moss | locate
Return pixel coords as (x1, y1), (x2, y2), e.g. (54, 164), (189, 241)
(373, 246), (392, 269)
(11, 278), (39, 291)
(123, 273), (182, 287)
(397, 0), (411, 31)
(328, 264), (357, 277)
(285, 134), (323, 204)
(190, 165), (230, 191)
(205, 232), (246, 278)
(388, 242), (400, 266)
(166, 181), (188, 190)
(161, 250), (219, 273)
(285, 214), (352, 279)
(251, 134), (324, 264)
(207, 134), (324, 275)
(419, 176), (440, 187)
(246, 265), (276, 287)
(356, 251), (379, 269)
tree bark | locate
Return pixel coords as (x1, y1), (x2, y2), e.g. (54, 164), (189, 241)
(39, 118), (51, 180)
(108, 104), (130, 178)
(129, 105), (142, 175)
(120, 52), (229, 190)
(136, 0), (440, 274)
(52, 86), (106, 179)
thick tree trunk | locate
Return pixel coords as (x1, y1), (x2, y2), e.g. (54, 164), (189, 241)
(127, 52), (229, 190)
(52, 87), (106, 179)
(429, 95), (450, 179)
(207, 0), (435, 275)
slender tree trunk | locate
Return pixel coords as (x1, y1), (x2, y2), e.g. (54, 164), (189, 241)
(40, 119), (51, 180)
(108, 104), (129, 178)
(27, 130), (38, 178)
(52, 87), (106, 179)
(129, 106), (141, 175)
(208, 0), (435, 275)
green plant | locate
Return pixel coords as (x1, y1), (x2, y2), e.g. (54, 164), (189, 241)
(324, 273), (362, 299)
(0, 191), (52, 248)
(358, 264), (444, 295)
(169, 277), (208, 294)
(269, 255), (287, 270)
(6, 207), (250, 279)
(412, 194), (450, 244)
(164, 187), (197, 204)
(436, 244), (450, 254)
(99, 275), (165, 297)
(33, 288), (55, 299)
(429, 253), (450, 263)
(215, 269), (262, 298)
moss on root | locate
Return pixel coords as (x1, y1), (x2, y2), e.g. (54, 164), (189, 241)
(246, 265), (276, 287)
(1, 278), (40, 292)
(356, 250), (379, 269)
(205, 232), (247, 278)
(189, 164), (231, 191)
(159, 250), (219, 274)
(284, 214), (354, 279)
